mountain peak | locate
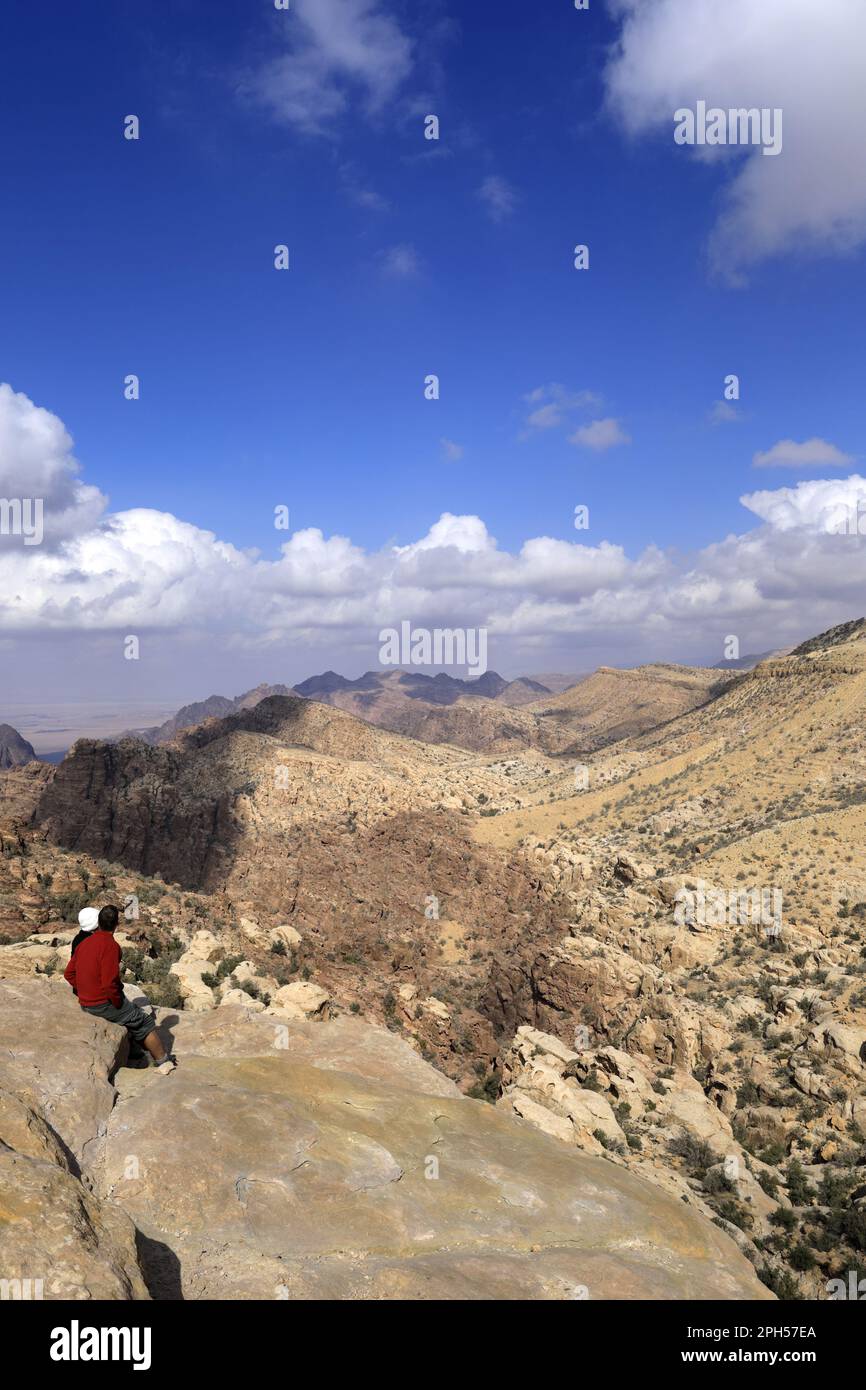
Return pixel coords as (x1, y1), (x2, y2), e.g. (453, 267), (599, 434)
(0, 722), (37, 769)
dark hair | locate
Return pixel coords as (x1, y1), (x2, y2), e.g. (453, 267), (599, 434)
(98, 904), (120, 930)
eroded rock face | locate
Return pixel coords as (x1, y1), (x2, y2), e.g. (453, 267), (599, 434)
(0, 989), (149, 1301)
(0, 1141), (148, 1301)
(30, 700), (566, 1085)
(0, 976), (123, 1161)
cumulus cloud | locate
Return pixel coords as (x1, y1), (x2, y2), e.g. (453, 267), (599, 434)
(0, 384), (106, 548)
(604, 0), (866, 278)
(740, 474), (866, 533)
(3, 386), (866, 673)
(569, 417), (631, 451)
(240, 0), (413, 134)
(753, 437), (856, 469)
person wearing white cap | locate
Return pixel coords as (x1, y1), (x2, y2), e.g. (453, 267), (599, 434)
(69, 906), (100, 958)
(64, 904), (175, 1075)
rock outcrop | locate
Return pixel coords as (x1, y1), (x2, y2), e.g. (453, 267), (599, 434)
(0, 978), (770, 1301)
(0, 724), (37, 769)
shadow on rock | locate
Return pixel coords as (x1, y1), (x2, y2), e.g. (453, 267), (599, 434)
(135, 1230), (183, 1300)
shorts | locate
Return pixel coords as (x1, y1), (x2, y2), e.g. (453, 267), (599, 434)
(83, 997), (155, 1044)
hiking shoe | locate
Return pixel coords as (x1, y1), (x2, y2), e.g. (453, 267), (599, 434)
(155, 1058), (176, 1075)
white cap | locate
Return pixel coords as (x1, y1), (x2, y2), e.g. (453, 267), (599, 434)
(78, 907), (99, 932)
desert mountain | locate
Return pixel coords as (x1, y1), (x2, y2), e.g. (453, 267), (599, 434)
(0, 723), (36, 769)
(297, 662), (731, 756)
(709, 650), (783, 671)
(124, 683), (296, 744)
(518, 662), (734, 755)
(124, 667), (564, 755)
(117, 659), (723, 760)
(469, 620), (866, 1295)
(295, 667), (503, 701)
(5, 618), (866, 1299)
(522, 671), (589, 694)
(294, 666), (550, 706)
(32, 693), (568, 1081)
(475, 619), (866, 865)
(495, 675), (559, 705)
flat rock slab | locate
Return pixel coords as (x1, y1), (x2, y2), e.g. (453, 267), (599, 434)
(0, 981), (773, 1301)
(152, 1005), (460, 1098)
(102, 1041), (772, 1301)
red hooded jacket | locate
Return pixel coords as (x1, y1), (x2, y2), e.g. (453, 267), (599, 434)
(64, 931), (123, 1008)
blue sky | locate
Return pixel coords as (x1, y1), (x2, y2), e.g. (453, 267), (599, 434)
(1, 0), (865, 712)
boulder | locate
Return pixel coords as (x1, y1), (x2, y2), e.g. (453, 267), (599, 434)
(169, 956), (216, 1012)
(0, 939), (66, 978)
(238, 916), (264, 944)
(227, 961), (279, 996)
(267, 982), (330, 1020)
(807, 1021), (866, 1072)
(271, 923), (302, 949)
(219, 987), (266, 1012)
(184, 930), (219, 960)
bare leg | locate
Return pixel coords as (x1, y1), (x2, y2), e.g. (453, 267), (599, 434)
(142, 1029), (169, 1065)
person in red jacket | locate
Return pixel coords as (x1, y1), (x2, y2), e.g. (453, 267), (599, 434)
(64, 904), (175, 1073)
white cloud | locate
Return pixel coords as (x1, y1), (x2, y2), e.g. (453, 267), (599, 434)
(740, 474), (866, 532)
(753, 437), (855, 468)
(526, 403), (562, 431)
(478, 176), (518, 222)
(522, 384), (602, 434)
(440, 438), (464, 462)
(709, 401), (741, 426)
(392, 512), (494, 560)
(0, 384), (106, 549)
(240, 0), (413, 134)
(379, 243), (421, 278)
(569, 417), (631, 451)
(4, 386), (866, 672)
(604, 0), (866, 279)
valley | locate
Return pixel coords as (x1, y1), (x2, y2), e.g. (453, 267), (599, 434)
(2, 618), (865, 1301)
